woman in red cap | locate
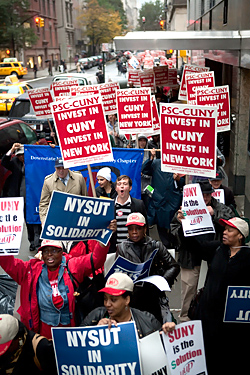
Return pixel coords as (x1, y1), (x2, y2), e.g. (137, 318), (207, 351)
(189, 217), (250, 375)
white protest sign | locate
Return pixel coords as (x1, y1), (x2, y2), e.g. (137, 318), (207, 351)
(179, 64), (210, 101)
(0, 197), (24, 254)
(135, 275), (171, 292)
(162, 321), (208, 375)
(211, 189), (225, 204)
(139, 331), (168, 375)
(181, 184), (215, 237)
(51, 79), (79, 97)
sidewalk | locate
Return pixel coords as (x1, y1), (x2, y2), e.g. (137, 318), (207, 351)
(25, 62), (76, 80)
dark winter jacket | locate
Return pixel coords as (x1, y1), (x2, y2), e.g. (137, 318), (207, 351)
(141, 158), (184, 229)
(95, 183), (117, 199)
(170, 197), (235, 269)
(81, 306), (162, 339)
(1, 153), (24, 197)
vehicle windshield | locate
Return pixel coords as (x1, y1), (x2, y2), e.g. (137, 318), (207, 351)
(9, 99), (34, 118)
(0, 86), (20, 94)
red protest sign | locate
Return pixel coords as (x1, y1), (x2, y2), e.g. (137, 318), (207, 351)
(71, 85), (100, 97)
(51, 94), (113, 168)
(151, 96), (160, 135)
(153, 65), (169, 87)
(116, 88), (153, 134)
(99, 82), (120, 115)
(178, 64), (210, 101)
(128, 69), (140, 87)
(51, 79), (79, 97)
(196, 85), (230, 132)
(186, 71), (215, 105)
(160, 103), (217, 178)
(28, 87), (53, 118)
(139, 70), (155, 90)
(168, 68), (178, 88)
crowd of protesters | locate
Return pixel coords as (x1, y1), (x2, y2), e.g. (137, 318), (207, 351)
(0, 85), (249, 375)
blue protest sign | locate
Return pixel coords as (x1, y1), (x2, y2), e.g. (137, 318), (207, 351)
(52, 322), (142, 375)
(41, 191), (114, 245)
(224, 286), (250, 323)
(105, 249), (158, 281)
(24, 145), (144, 224)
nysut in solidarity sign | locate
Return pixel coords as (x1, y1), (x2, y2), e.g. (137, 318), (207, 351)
(52, 322), (141, 375)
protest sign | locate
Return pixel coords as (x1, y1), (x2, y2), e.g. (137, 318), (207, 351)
(196, 85), (230, 132)
(153, 65), (169, 87)
(105, 249), (158, 281)
(28, 87), (53, 118)
(134, 275), (170, 292)
(139, 331), (168, 375)
(160, 103), (217, 178)
(0, 197), (24, 255)
(99, 82), (120, 115)
(139, 70), (155, 90)
(178, 64), (210, 101)
(51, 79), (79, 97)
(181, 184), (215, 237)
(52, 322), (142, 375)
(128, 69), (141, 87)
(24, 145), (144, 224)
(224, 286), (250, 323)
(162, 321), (208, 375)
(151, 96), (160, 135)
(211, 189), (225, 204)
(71, 85), (100, 97)
(51, 94), (113, 168)
(41, 191), (114, 245)
(186, 72), (215, 105)
(116, 88), (153, 134)
(128, 55), (140, 70)
(168, 68), (178, 88)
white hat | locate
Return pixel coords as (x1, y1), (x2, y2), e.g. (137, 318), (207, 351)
(97, 167), (111, 182)
(219, 217), (249, 238)
(38, 239), (63, 251)
(126, 212), (146, 227)
(15, 146), (24, 156)
(0, 315), (19, 356)
(99, 273), (134, 296)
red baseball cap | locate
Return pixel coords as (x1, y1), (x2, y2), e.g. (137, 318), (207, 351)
(0, 315), (19, 356)
(99, 273), (134, 296)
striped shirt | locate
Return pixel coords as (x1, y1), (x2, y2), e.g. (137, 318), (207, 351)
(115, 196), (132, 243)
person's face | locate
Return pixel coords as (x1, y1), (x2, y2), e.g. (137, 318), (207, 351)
(222, 225), (243, 247)
(42, 246), (63, 271)
(17, 154), (24, 164)
(127, 224), (146, 243)
(203, 193), (212, 206)
(55, 167), (69, 179)
(115, 178), (132, 199)
(97, 176), (109, 189)
(152, 135), (160, 143)
(138, 138), (147, 149)
(104, 293), (130, 320)
(209, 179), (222, 190)
(108, 115), (116, 123)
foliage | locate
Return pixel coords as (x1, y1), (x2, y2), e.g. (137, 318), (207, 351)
(0, 0), (38, 55)
(98, 0), (128, 30)
(78, 0), (123, 55)
(137, 0), (164, 31)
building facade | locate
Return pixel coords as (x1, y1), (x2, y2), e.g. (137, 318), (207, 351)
(24, 0), (60, 69)
(187, 0), (250, 217)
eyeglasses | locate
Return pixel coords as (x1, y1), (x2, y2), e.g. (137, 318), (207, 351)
(42, 248), (62, 255)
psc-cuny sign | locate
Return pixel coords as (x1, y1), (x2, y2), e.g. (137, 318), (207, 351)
(153, 65), (169, 87)
(51, 79), (79, 97)
(151, 96), (160, 135)
(139, 70), (155, 91)
(178, 64), (210, 101)
(41, 191), (114, 246)
(116, 88), (153, 134)
(51, 93), (113, 168)
(181, 184), (215, 237)
(71, 85), (100, 97)
(160, 103), (217, 178)
(224, 286), (250, 323)
(0, 197), (24, 255)
(99, 82), (120, 115)
(186, 71), (215, 105)
(28, 87), (53, 118)
(52, 322), (142, 375)
(196, 85), (230, 132)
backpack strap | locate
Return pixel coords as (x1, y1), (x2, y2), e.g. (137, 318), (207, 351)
(32, 333), (51, 371)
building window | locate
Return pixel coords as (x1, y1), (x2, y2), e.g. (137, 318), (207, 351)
(209, 10), (212, 29)
(201, 0), (205, 15)
(223, 0), (228, 25)
(209, 0), (215, 8)
(47, 0), (50, 16)
(53, 0), (56, 17)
